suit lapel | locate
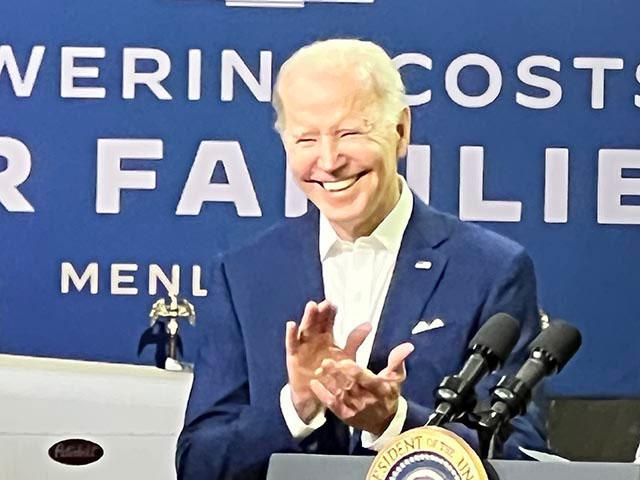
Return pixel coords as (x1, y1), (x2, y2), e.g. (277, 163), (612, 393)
(352, 242), (447, 453)
(367, 197), (452, 375)
(351, 218), (448, 453)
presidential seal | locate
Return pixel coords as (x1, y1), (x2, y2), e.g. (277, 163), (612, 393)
(366, 426), (488, 480)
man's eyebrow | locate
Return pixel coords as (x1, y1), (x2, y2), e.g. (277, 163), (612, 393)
(337, 118), (374, 131)
(290, 129), (318, 138)
(285, 124), (314, 135)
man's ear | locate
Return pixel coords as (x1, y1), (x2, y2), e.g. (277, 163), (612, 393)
(395, 106), (412, 158)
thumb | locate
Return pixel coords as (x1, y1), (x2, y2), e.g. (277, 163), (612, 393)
(343, 322), (372, 359)
(380, 342), (414, 379)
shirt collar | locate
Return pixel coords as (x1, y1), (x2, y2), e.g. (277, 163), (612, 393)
(319, 175), (414, 260)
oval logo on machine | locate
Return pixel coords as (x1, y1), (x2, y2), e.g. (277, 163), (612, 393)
(48, 439), (104, 466)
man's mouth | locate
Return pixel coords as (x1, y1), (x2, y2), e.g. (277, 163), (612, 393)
(318, 172), (367, 192)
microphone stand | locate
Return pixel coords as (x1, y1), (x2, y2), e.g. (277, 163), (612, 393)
(426, 376), (477, 426)
(473, 411), (508, 459)
(452, 411), (505, 480)
(473, 374), (530, 459)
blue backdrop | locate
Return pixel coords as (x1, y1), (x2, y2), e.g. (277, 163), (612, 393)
(1, 0), (639, 396)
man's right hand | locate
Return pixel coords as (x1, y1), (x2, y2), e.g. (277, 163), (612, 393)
(285, 300), (371, 423)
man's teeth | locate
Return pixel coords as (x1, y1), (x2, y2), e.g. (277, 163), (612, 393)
(322, 176), (358, 192)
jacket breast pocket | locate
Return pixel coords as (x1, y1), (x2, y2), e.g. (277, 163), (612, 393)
(406, 325), (468, 383)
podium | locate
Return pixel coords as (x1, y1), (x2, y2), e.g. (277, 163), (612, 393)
(268, 454), (640, 480)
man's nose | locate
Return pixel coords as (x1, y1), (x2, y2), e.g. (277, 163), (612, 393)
(317, 136), (341, 171)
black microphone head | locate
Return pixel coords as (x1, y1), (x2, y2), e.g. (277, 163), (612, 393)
(528, 319), (581, 372)
(469, 313), (520, 364)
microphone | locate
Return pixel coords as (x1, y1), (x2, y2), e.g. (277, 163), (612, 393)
(426, 313), (520, 427)
(478, 319), (582, 431)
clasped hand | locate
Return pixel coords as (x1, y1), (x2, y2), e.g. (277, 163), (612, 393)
(285, 300), (414, 436)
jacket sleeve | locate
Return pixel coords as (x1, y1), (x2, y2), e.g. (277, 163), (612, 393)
(175, 259), (302, 480)
(404, 248), (547, 459)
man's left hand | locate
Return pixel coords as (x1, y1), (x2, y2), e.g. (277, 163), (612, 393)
(310, 342), (414, 436)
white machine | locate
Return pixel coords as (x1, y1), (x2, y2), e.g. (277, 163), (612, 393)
(0, 354), (193, 479)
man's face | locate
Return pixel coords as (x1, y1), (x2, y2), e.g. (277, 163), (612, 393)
(279, 66), (409, 240)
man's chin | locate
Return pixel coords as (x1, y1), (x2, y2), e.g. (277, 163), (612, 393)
(309, 191), (372, 228)
(317, 206), (366, 229)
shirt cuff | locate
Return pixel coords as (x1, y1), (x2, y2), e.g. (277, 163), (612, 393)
(361, 395), (408, 451)
(279, 383), (326, 439)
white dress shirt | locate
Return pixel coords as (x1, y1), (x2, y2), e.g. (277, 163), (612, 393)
(280, 175), (414, 451)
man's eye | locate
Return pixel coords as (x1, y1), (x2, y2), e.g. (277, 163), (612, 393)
(296, 138), (316, 144)
(340, 131), (360, 138)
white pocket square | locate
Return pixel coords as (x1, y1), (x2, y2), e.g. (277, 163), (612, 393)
(411, 318), (445, 335)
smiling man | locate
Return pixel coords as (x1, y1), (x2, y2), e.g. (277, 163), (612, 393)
(176, 39), (546, 480)
(277, 49), (409, 242)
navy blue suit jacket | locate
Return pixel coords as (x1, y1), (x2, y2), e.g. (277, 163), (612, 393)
(176, 197), (546, 480)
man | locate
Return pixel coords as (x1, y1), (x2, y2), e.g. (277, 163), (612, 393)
(176, 39), (546, 480)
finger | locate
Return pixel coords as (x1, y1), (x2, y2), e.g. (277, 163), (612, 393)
(310, 378), (337, 409)
(380, 342), (414, 378)
(340, 383), (369, 411)
(344, 322), (372, 359)
(354, 368), (393, 397)
(298, 301), (318, 337)
(316, 300), (337, 334)
(285, 321), (299, 355)
(312, 380), (357, 419)
(338, 388), (362, 412)
(324, 361), (353, 391)
(316, 358), (337, 379)
(317, 299), (335, 315)
(316, 359), (345, 395)
(333, 359), (361, 387)
(320, 357), (337, 370)
(333, 359), (377, 387)
(328, 359), (393, 399)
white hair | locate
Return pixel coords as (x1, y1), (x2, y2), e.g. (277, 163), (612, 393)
(272, 38), (407, 133)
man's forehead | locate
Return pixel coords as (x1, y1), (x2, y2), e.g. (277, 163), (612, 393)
(282, 96), (378, 134)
